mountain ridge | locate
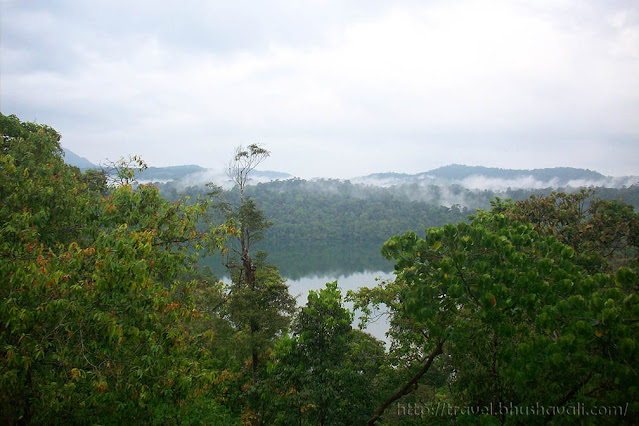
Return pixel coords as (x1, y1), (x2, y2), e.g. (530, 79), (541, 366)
(422, 164), (606, 180)
(62, 148), (97, 171)
(353, 164), (635, 190)
(61, 147), (636, 189)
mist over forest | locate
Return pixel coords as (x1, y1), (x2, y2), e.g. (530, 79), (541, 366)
(3, 0), (639, 422)
(63, 147), (639, 282)
(64, 146), (639, 211)
(3, 109), (639, 425)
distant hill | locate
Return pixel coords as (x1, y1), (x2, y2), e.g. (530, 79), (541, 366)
(137, 165), (207, 182)
(354, 165), (637, 190)
(59, 149), (293, 184)
(424, 164), (606, 181)
(62, 148), (97, 171)
(60, 150), (636, 191)
(360, 172), (414, 180)
(137, 167), (293, 185)
(252, 170), (293, 180)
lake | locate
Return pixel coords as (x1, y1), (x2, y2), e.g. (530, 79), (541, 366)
(200, 240), (397, 343)
(285, 269), (395, 343)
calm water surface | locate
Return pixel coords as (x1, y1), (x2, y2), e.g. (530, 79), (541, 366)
(206, 241), (397, 343)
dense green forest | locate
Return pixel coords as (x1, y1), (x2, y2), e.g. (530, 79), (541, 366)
(158, 175), (639, 250)
(2, 113), (638, 424)
(158, 172), (639, 280)
(164, 179), (474, 279)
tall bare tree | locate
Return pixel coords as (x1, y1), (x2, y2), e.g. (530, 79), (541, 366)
(226, 144), (270, 288)
(219, 144), (294, 425)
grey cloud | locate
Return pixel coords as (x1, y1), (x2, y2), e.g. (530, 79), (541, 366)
(1, 0), (638, 179)
(2, 0), (392, 70)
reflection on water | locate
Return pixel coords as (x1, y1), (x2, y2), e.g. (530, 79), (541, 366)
(198, 241), (396, 343)
(198, 240), (393, 280)
(265, 241), (393, 280)
(286, 270), (394, 343)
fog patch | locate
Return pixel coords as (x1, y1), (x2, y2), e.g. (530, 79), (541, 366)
(143, 168), (295, 191)
(565, 176), (639, 188)
(458, 175), (560, 191)
(354, 173), (638, 191)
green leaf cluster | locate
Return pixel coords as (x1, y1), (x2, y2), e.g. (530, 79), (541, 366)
(353, 197), (639, 424)
(1, 113), (235, 423)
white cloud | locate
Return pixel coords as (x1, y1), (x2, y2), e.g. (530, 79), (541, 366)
(1, 0), (638, 178)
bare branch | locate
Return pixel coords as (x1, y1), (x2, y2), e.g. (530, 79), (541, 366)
(226, 144), (270, 201)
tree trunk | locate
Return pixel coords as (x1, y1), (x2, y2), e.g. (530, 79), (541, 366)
(544, 373), (592, 424)
(367, 340), (445, 425)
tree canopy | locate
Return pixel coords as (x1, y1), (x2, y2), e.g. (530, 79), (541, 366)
(2, 113), (637, 424)
(352, 193), (639, 424)
(0, 113), (234, 423)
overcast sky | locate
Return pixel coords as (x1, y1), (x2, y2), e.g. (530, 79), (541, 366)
(1, 0), (638, 178)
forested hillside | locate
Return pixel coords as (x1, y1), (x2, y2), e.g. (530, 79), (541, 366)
(2, 113), (638, 424)
(159, 175), (639, 250)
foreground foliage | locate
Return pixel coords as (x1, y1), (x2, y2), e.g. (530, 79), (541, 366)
(353, 194), (639, 424)
(2, 113), (637, 425)
(0, 114), (235, 423)
(269, 282), (386, 425)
